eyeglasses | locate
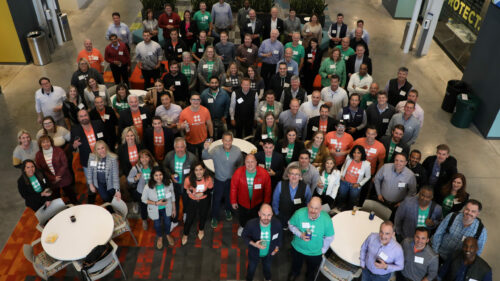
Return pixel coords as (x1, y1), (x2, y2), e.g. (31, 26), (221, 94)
(191, 98), (201, 101)
(43, 122), (53, 125)
(289, 173), (301, 177)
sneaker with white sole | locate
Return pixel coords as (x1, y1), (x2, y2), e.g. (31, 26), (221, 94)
(237, 226), (243, 237)
(225, 210), (232, 221)
(170, 222), (179, 232)
(132, 202), (139, 214)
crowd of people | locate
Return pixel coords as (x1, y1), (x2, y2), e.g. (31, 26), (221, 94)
(14, 1), (492, 280)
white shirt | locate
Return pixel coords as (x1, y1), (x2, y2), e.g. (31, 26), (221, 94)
(320, 86), (348, 118)
(347, 73), (373, 96)
(395, 101), (425, 126)
(299, 100), (324, 119)
(271, 18), (278, 30)
(35, 86), (66, 122)
(155, 103), (182, 133)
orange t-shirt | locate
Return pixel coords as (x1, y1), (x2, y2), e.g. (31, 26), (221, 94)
(319, 119), (329, 133)
(77, 49), (104, 73)
(83, 126), (96, 152)
(344, 160), (363, 184)
(179, 106), (212, 145)
(128, 145), (139, 166)
(352, 138), (386, 175)
(131, 110), (144, 139)
(324, 131), (354, 166)
(184, 176), (214, 200)
(153, 130), (165, 161)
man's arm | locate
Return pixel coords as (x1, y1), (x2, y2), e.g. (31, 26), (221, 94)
(272, 182), (281, 215)
(322, 235), (334, 254)
(206, 118), (214, 138)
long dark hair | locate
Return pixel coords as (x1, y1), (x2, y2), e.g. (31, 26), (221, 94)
(21, 159), (45, 186)
(188, 161), (210, 188)
(441, 173), (467, 202)
(349, 145), (367, 161)
(147, 166), (171, 188)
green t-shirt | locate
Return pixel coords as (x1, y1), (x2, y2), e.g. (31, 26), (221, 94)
(442, 194), (455, 216)
(193, 11), (211, 31)
(112, 96), (130, 112)
(322, 173), (329, 194)
(310, 146), (319, 162)
(29, 176), (42, 193)
(265, 155), (272, 169)
(259, 223), (271, 257)
(417, 206), (430, 227)
(386, 140), (397, 162)
(155, 184), (166, 210)
(174, 154), (186, 183)
(335, 45), (355, 61)
(266, 127), (275, 142)
(290, 207), (335, 256)
(285, 42), (305, 65)
(286, 143), (295, 163)
(246, 170), (257, 200)
(206, 61), (214, 79)
(181, 65), (193, 82)
(225, 151), (230, 160)
(266, 104), (274, 112)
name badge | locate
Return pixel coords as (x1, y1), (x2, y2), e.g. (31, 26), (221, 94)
(395, 146), (402, 153)
(306, 29), (310, 33)
(261, 134), (268, 139)
(90, 161), (97, 167)
(330, 139), (337, 144)
(177, 49), (183, 53)
(168, 19), (173, 23)
(99, 91), (106, 97)
(436, 171), (440, 176)
(203, 64), (208, 69)
(165, 192), (172, 199)
(91, 55), (98, 61)
(175, 81), (181, 86)
(462, 94), (469, 100)
(469, 279), (478, 281)
(332, 30), (337, 34)
(78, 103), (85, 109)
(299, 40), (302, 45)
(295, 119), (302, 124)
(330, 64), (336, 69)
(208, 98), (214, 103)
(399, 90), (406, 96)
(368, 148), (377, 154)
(343, 114), (350, 120)
(293, 51), (298, 55)
(283, 82), (290, 88)
(226, 78), (231, 83)
(147, 51), (153, 56)
(118, 51), (124, 55)
(103, 114), (110, 120)
(382, 118), (389, 123)
(273, 50), (279, 55)
(247, 23), (252, 27)
(287, 66), (293, 71)
(246, 14), (249, 18)
(204, 16), (209, 20)
(261, 106), (267, 111)
(78, 75), (85, 80)
(254, 184), (262, 189)
(272, 233), (279, 240)
(183, 169), (190, 174)
(366, 101), (373, 106)
(121, 30), (126, 35)
(398, 182), (406, 188)
(141, 114), (147, 119)
(302, 222), (310, 229)
(196, 184), (205, 192)
(307, 53), (313, 58)
(414, 256), (424, 264)
(312, 126), (318, 132)
(198, 48), (204, 53)
(344, 56), (349, 61)
(97, 132), (104, 138)
(378, 251), (388, 261)
(282, 148), (288, 153)
(237, 97), (244, 104)
(247, 48), (253, 53)
(294, 198), (302, 204)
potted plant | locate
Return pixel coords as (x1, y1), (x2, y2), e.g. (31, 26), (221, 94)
(290, 0), (328, 26)
(140, 0), (177, 19)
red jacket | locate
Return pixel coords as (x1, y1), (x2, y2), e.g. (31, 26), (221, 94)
(35, 147), (73, 188)
(158, 12), (181, 39)
(104, 42), (130, 65)
(230, 166), (271, 209)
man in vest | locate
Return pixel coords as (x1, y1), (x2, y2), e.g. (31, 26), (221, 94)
(338, 93), (366, 139)
(230, 78), (259, 138)
(281, 75), (307, 111)
(272, 165), (312, 227)
(328, 13), (348, 48)
(385, 67), (413, 107)
(432, 199), (487, 262)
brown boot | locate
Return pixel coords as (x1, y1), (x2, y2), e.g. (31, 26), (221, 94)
(166, 234), (174, 246)
(156, 237), (163, 250)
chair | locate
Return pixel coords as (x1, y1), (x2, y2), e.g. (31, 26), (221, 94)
(361, 199), (392, 221)
(35, 198), (69, 232)
(314, 253), (361, 281)
(72, 240), (126, 281)
(101, 198), (138, 245)
(23, 238), (71, 280)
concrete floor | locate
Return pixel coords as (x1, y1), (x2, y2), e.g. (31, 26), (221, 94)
(1, 0), (499, 276)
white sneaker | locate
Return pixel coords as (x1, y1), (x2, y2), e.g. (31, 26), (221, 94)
(237, 226), (243, 237)
(170, 222), (179, 232)
(132, 203), (139, 214)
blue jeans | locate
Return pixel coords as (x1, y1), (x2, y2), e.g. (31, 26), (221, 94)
(337, 180), (362, 210)
(211, 179), (231, 220)
(362, 268), (391, 281)
(246, 254), (272, 281)
(96, 182), (115, 203)
(154, 208), (172, 237)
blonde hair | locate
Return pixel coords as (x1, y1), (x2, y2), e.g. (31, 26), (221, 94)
(121, 126), (141, 144)
(93, 140), (117, 160)
(17, 129), (31, 145)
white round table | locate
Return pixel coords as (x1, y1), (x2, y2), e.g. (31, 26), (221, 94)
(41, 204), (114, 261)
(129, 89), (147, 106)
(330, 210), (383, 266)
(203, 138), (257, 172)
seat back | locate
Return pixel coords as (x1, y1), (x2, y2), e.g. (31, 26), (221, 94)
(85, 241), (120, 280)
(110, 197), (128, 218)
(362, 199), (392, 221)
(35, 198), (67, 227)
(23, 244), (35, 263)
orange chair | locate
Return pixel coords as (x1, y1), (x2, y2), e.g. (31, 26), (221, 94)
(313, 74), (322, 90)
(130, 61), (169, 90)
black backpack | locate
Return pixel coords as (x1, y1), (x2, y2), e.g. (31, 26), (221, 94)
(445, 212), (484, 240)
(80, 243), (113, 279)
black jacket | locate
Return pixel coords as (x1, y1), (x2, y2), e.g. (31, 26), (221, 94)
(241, 217), (283, 260)
(241, 18), (264, 46)
(164, 38), (188, 62)
(302, 46), (324, 74)
(17, 173), (52, 211)
(349, 38), (369, 57)
(345, 54), (373, 77)
(144, 127), (174, 159)
(366, 103), (395, 139)
(70, 67), (104, 97)
(163, 72), (190, 103)
(262, 17), (284, 40)
(89, 106), (118, 149)
(379, 135), (410, 163)
(422, 155), (458, 195)
(407, 163), (428, 192)
(306, 116), (337, 140)
(268, 73), (291, 102)
(117, 143), (146, 176)
(70, 120), (108, 167)
(179, 20), (198, 42)
(255, 150), (285, 189)
(118, 107), (152, 141)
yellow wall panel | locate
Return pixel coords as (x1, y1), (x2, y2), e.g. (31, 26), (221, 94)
(0, 0), (26, 63)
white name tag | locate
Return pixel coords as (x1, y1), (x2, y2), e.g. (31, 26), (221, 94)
(329, 64), (335, 69)
(261, 106), (268, 111)
(273, 50), (279, 55)
(469, 279), (478, 281)
(255, 184), (262, 189)
(121, 30), (126, 35)
(282, 148), (288, 153)
(203, 64), (208, 69)
(302, 222), (310, 229)
(196, 184), (205, 192)
(398, 182), (406, 188)
(237, 97), (244, 104)
(247, 48), (253, 53)
(399, 90), (406, 96)
(78, 103), (85, 109)
(306, 29), (310, 33)
(395, 146), (402, 153)
(118, 51), (124, 55)
(295, 119), (302, 124)
(99, 91), (106, 97)
(307, 53), (313, 58)
(247, 23), (252, 27)
(175, 81), (181, 86)
(141, 114), (147, 119)
(283, 83), (290, 88)
(294, 198), (302, 204)
(272, 233), (279, 240)
(148, 51), (153, 56)
(165, 192), (172, 199)
(299, 40), (303, 45)
(184, 169), (190, 174)
(332, 30), (337, 34)
(382, 118), (389, 123)
(204, 16), (208, 20)
(261, 134), (268, 139)
(177, 49), (183, 53)
(330, 139), (337, 144)
(312, 126), (318, 132)
(293, 51), (298, 55)
(287, 66), (293, 71)
(91, 55), (98, 61)
(366, 101), (373, 106)
(378, 251), (388, 261)
(97, 132), (104, 138)
(226, 78), (231, 83)
(168, 19), (173, 23)
(368, 148), (377, 154)
(208, 98), (214, 103)
(90, 161), (97, 167)
(78, 75), (85, 80)
(343, 114), (350, 120)
(103, 114), (110, 120)
(414, 256), (424, 264)
(436, 171), (440, 177)
(198, 48), (204, 53)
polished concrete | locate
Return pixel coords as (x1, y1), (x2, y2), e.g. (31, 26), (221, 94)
(0, 0), (499, 276)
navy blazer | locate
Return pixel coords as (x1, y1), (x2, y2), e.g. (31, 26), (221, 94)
(255, 150), (285, 189)
(242, 217), (283, 260)
(70, 120), (108, 167)
(144, 127), (174, 158)
(329, 23), (348, 38)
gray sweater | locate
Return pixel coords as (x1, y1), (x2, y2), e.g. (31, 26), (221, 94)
(401, 238), (439, 281)
(202, 145), (243, 181)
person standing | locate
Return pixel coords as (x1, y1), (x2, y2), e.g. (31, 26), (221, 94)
(104, 34), (130, 85)
(158, 4), (181, 41)
(200, 77), (230, 140)
(230, 78), (259, 138)
(135, 31), (163, 90)
(242, 204), (282, 281)
(77, 39), (104, 74)
(35, 77), (66, 126)
(118, 95), (152, 142)
(105, 12), (131, 50)
(86, 141), (121, 204)
(385, 67), (413, 107)
(211, 0), (233, 42)
(287, 197), (335, 281)
(398, 227), (439, 281)
(258, 29), (284, 87)
(144, 117), (174, 162)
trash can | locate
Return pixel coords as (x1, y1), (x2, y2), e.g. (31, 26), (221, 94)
(451, 93), (480, 128)
(441, 80), (471, 113)
(26, 31), (51, 66)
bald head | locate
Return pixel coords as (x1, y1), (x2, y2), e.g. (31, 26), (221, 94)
(259, 203), (273, 225)
(260, 203), (272, 213)
(84, 39), (93, 51)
